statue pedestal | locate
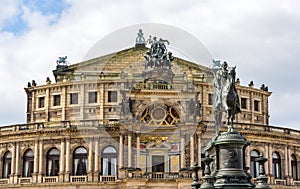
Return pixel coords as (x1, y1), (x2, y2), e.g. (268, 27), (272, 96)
(211, 131), (254, 189)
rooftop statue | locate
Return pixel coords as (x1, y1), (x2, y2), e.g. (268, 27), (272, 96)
(211, 61), (241, 134)
(56, 56), (68, 65)
(144, 35), (174, 71)
(135, 29), (146, 46)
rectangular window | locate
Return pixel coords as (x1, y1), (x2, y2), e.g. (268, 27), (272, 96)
(38, 97), (45, 108)
(53, 95), (61, 106)
(208, 94), (214, 105)
(241, 98), (247, 109)
(70, 93), (78, 104)
(254, 100), (260, 111)
(88, 91), (97, 103)
(108, 91), (117, 102)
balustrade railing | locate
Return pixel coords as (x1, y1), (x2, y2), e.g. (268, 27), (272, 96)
(0, 119), (120, 134)
(43, 176), (58, 183)
(0, 179), (9, 185)
(70, 175), (87, 182)
(127, 172), (181, 180)
(18, 177), (32, 184)
(275, 179), (286, 185)
(293, 180), (300, 186)
(100, 175), (117, 182)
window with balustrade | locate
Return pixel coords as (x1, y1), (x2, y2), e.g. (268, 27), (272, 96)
(23, 149), (34, 177)
(250, 150), (260, 178)
(2, 151), (12, 178)
(101, 146), (117, 176)
(291, 154), (298, 180)
(272, 152), (281, 179)
(46, 148), (60, 176)
(73, 147), (88, 176)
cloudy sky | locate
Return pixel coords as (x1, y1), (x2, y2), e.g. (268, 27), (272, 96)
(0, 0), (299, 130)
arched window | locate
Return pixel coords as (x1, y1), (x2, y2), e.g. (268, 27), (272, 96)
(2, 151), (12, 178)
(46, 148), (60, 176)
(272, 152), (281, 179)
(250, 150), (260, 178)
(23, 149), (34, 177)
(291, 154), (298, 180)
(73, 147), (88, 176)
(101, 146), (117, 176)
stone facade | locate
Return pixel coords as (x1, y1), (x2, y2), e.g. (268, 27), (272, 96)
(0, 44), (299, 189)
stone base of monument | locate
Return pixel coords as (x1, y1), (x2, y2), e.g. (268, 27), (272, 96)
(211, 131), (255, 189)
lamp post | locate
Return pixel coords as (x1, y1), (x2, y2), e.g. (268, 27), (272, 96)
(191, 162), (201, 189)
(200, 152), (214, 189)
(255, 153), (271, 189)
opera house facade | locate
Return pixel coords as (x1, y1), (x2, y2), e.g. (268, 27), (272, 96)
(0, 31), (299, 189)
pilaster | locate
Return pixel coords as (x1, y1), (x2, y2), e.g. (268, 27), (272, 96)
(32, 140), (39, 183)
(64, 138), (70, 182)
(190, 135), (194, 167)
(88, 139), (94, 182)
(93, 138), (99, 182)
(59, 139), (65, 182)
(38, 139), (43, 183)
(128, 134), (132, 167)
(181, 136), (185, 168)
(136, 134), (140, 168)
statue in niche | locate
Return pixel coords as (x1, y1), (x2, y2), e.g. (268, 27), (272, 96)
(120, 92), (134, 117)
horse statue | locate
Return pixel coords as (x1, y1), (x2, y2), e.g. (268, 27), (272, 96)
(56, 56), (68, 65)
(212, 62), (241, 133)
(223, 66), (241, 130)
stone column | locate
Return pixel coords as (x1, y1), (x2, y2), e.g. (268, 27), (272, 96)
(80, 84), (85, 120)
(99, 84), (104, 120)
(118, 134), (123, 169)
(31, 91), (36, 122)
(61, 86), (66, 121)
(10, 143), (15, 184)
(13, 142), (20, 183)
(245, 146), (250, 168)
(128, 134), (132, 167)
(33, 140), (39, 183)
(38, 140), (43, 183)
(93, 138), (99, 182)
(197, 135), (202, 177)
(45, 88), (50, 121)
(64, 138), (70, 182)
(136, 134), (140, 168)
(250, 92), (254, 123)
(88, 140), (93, 181)
(268, 143), (273, 184)
(285, 145), (290, 185)
(190, 135), (194, 167)
(59, 139), (65, 182)
(264, 144), (269, 175)
(181, 136), (185, 168)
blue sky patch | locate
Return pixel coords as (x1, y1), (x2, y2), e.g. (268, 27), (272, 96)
(23, 0), (70, 17)
(1, 0), (70, 35)
(1, 9), (28, 35)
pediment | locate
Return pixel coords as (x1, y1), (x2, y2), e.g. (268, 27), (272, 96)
(53, 46), (209, 82)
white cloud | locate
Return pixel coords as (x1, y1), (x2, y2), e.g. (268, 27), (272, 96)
(0, 0), (20, 27)
(0, 0), (299, 130)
